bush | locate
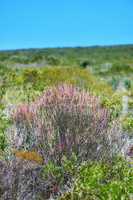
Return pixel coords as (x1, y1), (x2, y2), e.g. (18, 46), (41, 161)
(129, 99), (133, 110)
(3, 85), (41, 105)
(0, 107), (10, 151)
(109, 63), (133, 74)
(46, 55), (60, 65)
(80, 60), (91, 68)
(41, 153), (78, 197)
(122, 115), (133, 134)
(109, 77), (119, 90)
(22, 68), (40, 85)
(9, 55), (30, 64)
(124, 79), (131, 90)
(60, 157), (133, 200)
(101, 94), (122, 119)
(17, 67), (114, 97)
(12, 84), (123, 164)
(30, 53), (44, 62)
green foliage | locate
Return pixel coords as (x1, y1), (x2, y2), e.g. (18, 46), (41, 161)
(22, 68), (40, 85)
(61, 153), (78, 175)
(128, 98), (133, 110)
(42, 161), (64, 185)
(0, 64), (19, 96)
(124, 79), (131, 90)
(60, 157), (133, 200)
(3, 85), (41, 105)
(122, 115), (133, 134)
(0, 133), (6, 151)
(9, 55), (30, 64)
(1, 45), (133, 67)
(30, 53), (44, 62)
(46, 55), (60, 65)
(39, 67), (114, 97)
(80, 59), (92, 68)
(10, 151), (133, 199)
(107, 63), (133, 75)
(101, 94), (122, 118)
(42, 153), (78, 185)
(0, 107), (11, 151)
(109, 77), (119, 90)
(14, 66), (114, 97)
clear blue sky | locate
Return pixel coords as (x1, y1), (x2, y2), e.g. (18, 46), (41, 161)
(0, 0), (133, 50)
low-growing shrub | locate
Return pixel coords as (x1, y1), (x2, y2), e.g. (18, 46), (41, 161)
(60, 157), (133, 200)
(129, 98), (133, 110)
(122, 115), (133, 134)
(0, 106), (11, 151)
(101, 94), (122, 119)
(108, 63), (133, 74)
(41, 153), (78, 196)
(3, 85), (41, 105)
(12, 84), (123, 164)
(124, 79), (131, 90)
(80, 59), (91, 68)
(46, 55), (60, 66)
(109, 77), (119, 90)
(22, 68), (40, 85)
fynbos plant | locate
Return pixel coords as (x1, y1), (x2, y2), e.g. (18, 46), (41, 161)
(12, 84), (123, 163)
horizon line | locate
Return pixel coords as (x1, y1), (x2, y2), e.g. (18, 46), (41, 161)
(0, 43), (133, 52)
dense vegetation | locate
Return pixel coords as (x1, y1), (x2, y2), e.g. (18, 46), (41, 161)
(1, 45), (133, 66)
(0, 45), (133, 199)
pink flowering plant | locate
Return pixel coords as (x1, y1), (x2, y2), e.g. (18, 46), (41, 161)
(12, 84), (123, 164)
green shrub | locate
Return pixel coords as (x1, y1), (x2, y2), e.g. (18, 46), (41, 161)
(60, 157), (133, 200)
(109, 77), (119, 90)
(22, 68), (40, 85)
(13, 66), (114, 97)
(42, 161), (63, 183)
(39, 67), (113, 96)
(109, 63), (133, 74)
(101, 94), (122, 119)
(0, 108), (11, 151)
(41, 153), (78, 196)
(3, 85), (41, 105)
(122, 115), (133, 134)
(46, 55), (60, 65)
(124, 79), (131, 90)
(129, 99), (133, 110)
(9, 55), (30, 64)
(80, 60), (92, 68)
(30, 53), (44, 62)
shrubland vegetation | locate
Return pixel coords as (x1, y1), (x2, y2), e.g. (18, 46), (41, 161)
(0, 45), (133, 199)
(0, 45), (133, 66)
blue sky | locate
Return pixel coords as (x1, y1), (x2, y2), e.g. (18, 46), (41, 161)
(0, 0), (133, 50)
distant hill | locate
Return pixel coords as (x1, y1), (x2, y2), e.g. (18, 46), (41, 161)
(0, 44), (133, 67)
